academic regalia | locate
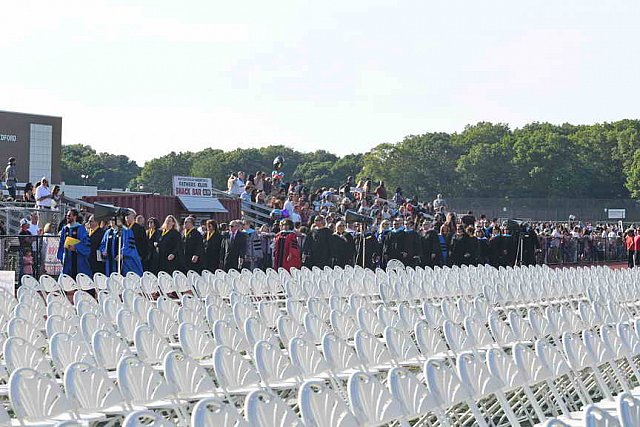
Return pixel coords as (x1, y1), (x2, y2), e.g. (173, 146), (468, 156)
(404, 229), (422, 267)
(476, 237), (490, 265)
(355, 231), (380, 270)
(273, 230), (301, 272)
(243, 229), (263, 271)
(421, 230), (442, 268)
(88, 226), (105, 275)
(157, 228), (182, 273)
(383, 228), (407, 265)
(490, 234), (516, 268)
(146, 228), (160, 273)
(99, 227), (118, 276)
(131, 223), (148, 267)
(202, 230), (222, 272)
(302, 227), (333, 268)
(520, 229), (539, 266)
(331, 232), (356, 267)
(119, 226), (144, 275)
(450, 234), (478, 266)
(182, 228), (204, 273)
(57, 223), (92, 278)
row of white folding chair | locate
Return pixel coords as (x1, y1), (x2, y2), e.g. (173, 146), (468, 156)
(543, 393), (640, 427)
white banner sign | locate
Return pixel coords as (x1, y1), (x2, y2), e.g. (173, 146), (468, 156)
(172, 176), (213, 197)
(608, 209), (626, 219)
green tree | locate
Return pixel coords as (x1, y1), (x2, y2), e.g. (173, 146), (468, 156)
(61, 144), (140, 189)
(130, 151), (194, 195)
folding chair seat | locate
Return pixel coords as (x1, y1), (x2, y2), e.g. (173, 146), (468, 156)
(443, 320), (473, 354)
(132, 296), (155, 322)
(509, 310), (536, 342)
(304, 312), (331, 344)
(286, 299), (308, 325)
(80, 313), (115, 344)
(101, 295), (123, 324)
(307, 297), (330, 323)
(464, 316), (496, 348)
(206, 302), (232, 325)
(232, 301), (257, 330)
(46, 314), (80, 339)
(442, 298), (464, 324)
(584, 404), (621, 427)
(422, 302), (445, 329)
(13, 302), (46, 331)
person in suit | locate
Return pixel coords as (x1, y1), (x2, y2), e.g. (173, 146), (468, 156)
(182, 216), (204, 273)
(221, 219), (246, 271)
(383, 217), (407, 266)
(86, 215), (105, 275)
(156, 215), (182, 273)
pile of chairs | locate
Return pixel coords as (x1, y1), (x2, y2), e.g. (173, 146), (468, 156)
(1, 264), (640, 425)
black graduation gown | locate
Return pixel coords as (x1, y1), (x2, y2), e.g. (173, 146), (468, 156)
(157, 228), (181, 273)
(383, 229), (407, 264)
(520, 229), (539, 266)
(146, 229), (160, 274)
(421, 230), (442, 268)
(450, 234), (478, 266)
(203, 231), (223, 272)
(355, 232), (380, 270)
(131, 223), (148, 265)
(331, 232), (356, 267)
(404, 229), (422, 267)
(182, 229), (204, 273)
(88, 227), (105, 275)
(476, 238), (490, 265)
(303, 227), (333, 268)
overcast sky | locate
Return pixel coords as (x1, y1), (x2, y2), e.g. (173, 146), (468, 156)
(2, 1), (639, 164)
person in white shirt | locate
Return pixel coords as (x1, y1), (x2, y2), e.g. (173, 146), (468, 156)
(228, 171), (246, 196)
(28, 212), (40, 235)
(35, 177), (52, 208)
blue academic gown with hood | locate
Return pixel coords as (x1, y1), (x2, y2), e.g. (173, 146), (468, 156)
(99, 226), (143, 276)
(57, 223), (92, 278)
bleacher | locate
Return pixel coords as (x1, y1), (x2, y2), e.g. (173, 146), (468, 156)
(1, 264), (640, 426)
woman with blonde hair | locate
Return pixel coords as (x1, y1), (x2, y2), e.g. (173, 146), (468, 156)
(156, 215), (181, 273)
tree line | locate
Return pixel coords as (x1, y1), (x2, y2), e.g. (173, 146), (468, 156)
(61, 120), (640, 199)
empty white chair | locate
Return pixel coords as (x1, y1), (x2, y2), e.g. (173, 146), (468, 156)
(254, 340), (300, 388)
(245, 389), (304, 427)
(357, 307), (385, 336)
(116, 308), (143, 343)
(384, 326), (422, 365)
(46, 314), (80, 338)
(213, 320), (251, 353)
(387, 367), (443, 423)
(80, 312), (115, 344)
(618, 392), (640, 427)
(191, 397), (249, 427)
(304, 312), (331, 343)
(289, 337), (332, 379)
(4, 336), (53, 376)
(7, 316), (47, 349)
(584, 404), (621, 427)
(414, 320), (450, 358)
(348, 371), (406, 426)
(488, 313), (517, 347)
(163, 350), (218, 399)
(133, 325), (171, 365)
(147, 308), (178, 342)
(9, 367), (76, 424)
(178, 322), (215, 361)
(330, 309), (358, 341)
(93, 328), (132, 370)
(275, 315), (307, 348)
(299, 380), (359, 427)
(213, 345), (262, 393)
(50, 332), (96, 373)
(355, 329), (394, 368)
(322, 333), (364, 374)
(64, 361), (131, 414)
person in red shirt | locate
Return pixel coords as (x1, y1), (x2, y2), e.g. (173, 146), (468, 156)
(625, 229), (637, 268)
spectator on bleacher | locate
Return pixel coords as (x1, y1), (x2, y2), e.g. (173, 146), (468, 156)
(221, 219), (247, 271)
(57, 208), (92, 279)
(50, 185), (62, 209)
(156, 215), (181, 273)
(86, 214), (105, 276)
(227, 171), (246, 196)
(182, 216), (203, 273)
(28, 212), (40, 236)
(3, 157), (17, 200)
(146, 217), (161, 273)
(22, 182), (35, 204)
(18, 219), (33, 249)
(203, 220), (222, 272)
(374, 180), (387, 200)
(433, 193), (447, 213)
(35, 177), (52, 209)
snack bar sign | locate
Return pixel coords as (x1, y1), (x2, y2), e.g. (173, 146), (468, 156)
(173, 176), (213, 197)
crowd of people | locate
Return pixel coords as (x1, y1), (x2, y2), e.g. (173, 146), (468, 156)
(6, 166), (631, 280)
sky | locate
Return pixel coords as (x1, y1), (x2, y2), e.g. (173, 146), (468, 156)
(2, 1), (639, 165)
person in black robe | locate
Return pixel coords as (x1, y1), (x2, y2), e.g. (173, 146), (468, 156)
(420, 221), (442, 268)
(182, 217), (204, 273)
(403, 219), (423, 267)
(450, 225), (478, 266)
(202, 219), (223, 272)
(382, 217), (407, 266)
(518, 224), (540, 266)
(86, 215), (105, 275)
(331, 221), (356, 267)
(146, 217), (161, 274)
(302, 216), (334, 268)
(221, 220), (247, 271)
(474, 227), (490, 265)
(156, 215), (182, 274)
(355, 223), (380, 269)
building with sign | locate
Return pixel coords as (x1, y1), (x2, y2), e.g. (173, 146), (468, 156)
(0, 110), (62, 184)
(172, 176), (228, 214)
